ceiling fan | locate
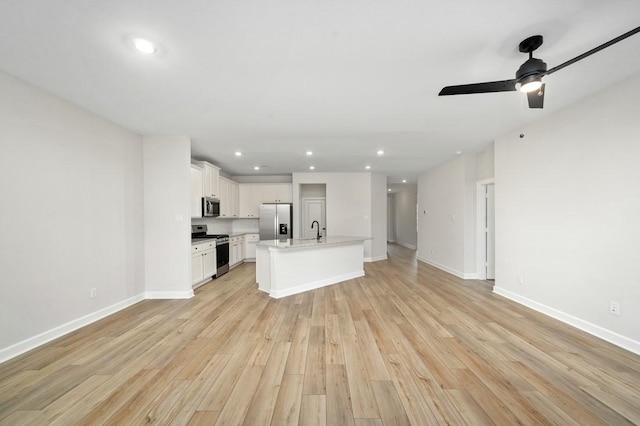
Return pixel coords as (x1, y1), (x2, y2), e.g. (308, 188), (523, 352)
(439, 27), (640, 109)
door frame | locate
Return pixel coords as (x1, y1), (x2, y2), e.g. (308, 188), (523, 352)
(476, 178), (495, 280)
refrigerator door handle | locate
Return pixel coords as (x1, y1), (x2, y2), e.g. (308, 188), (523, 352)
(274, 213), (278, 239)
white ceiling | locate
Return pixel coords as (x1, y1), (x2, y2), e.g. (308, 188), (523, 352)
(1, 1), (639, 188)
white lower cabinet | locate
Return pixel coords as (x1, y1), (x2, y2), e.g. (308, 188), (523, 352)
(230, 236), (246, 267)
(192, 241), (217, 287)
(245, 233), (259, 261)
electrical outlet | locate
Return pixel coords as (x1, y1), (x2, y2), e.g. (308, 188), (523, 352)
(609, 301), (620, 315)
(90, 288), (97, 299)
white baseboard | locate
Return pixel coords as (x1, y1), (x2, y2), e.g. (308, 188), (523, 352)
(270, 271), (364, 299)
(397, 242), (417, 250)
(0, 293), (145, 363)
(145, 290), (194, 299)
(417, 256), (476, 279)
(365, 255), (388, 263)
(494, 286), (640, 356)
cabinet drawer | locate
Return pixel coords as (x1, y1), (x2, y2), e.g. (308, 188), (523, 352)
(245, 234), (259, 242)
(191, 243), (203, 254)
(202, 241), (216, 250)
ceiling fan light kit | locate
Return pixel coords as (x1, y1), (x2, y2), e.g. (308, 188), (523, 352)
(439, 27), (640, 109)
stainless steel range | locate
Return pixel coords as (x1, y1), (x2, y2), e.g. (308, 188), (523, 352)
(191, 225), (230, 278)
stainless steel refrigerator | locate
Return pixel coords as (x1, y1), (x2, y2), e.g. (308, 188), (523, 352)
(259, 203), (293, 240)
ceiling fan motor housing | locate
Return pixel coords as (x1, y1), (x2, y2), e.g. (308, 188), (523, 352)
(515, 57), (547, 84)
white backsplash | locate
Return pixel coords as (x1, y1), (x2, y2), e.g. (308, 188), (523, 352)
(191, 217), (259, 234)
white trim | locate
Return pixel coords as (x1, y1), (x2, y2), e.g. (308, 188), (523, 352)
(476, 178), (495, 281)
(417, 256), (477, 279)
(365, 255), (388, 262)
(192, 277), (213, 290)
(494, 286), (640, 356)
(145, 290), (194, 299)
(0, 293), (145, 363)
(396, 242), (417, 250)
(270, 271), (364, 299)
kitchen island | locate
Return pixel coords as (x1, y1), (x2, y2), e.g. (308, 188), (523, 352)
(255, 236), (368, 298)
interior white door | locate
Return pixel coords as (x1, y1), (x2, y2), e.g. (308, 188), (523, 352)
(301, 198), (326, 238)
(486, 184), (496, 280)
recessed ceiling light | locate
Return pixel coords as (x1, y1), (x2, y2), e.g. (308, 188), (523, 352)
(365, 165), (371, 170)
(309, 166), (315, 170)
(306, 151), (313, 156)
(235, 151), (242, 157)
(402, 179), (407, 183)
(253, 166), (260, 170)
(377, 150), (384, 156)
(456, 150), (462, 155)
(133, 38), (157, 55)
(388, 188), (391, 192)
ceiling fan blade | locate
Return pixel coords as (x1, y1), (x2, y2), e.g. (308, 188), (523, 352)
(546, 26), (640, 76)
(527, 84), (545, 108)
(439, 79), (517, 96)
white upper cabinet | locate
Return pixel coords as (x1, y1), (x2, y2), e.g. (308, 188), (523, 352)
(219, 176), (239, 218)
(239, 184), (260, 218)
(238, 183), (293, 218)
(192, 161), (220, 199)
(230, 180), (239, 218)
(261, 184), (293, 203)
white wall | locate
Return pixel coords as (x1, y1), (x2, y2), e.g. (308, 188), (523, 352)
(370, 173), (388, 261)
(387, 194), (396, 242)
(476, 144), (495, 181)
(0, 71), (145, 360)
(393, 187), (418, 249)
(417, 155), (468, 277)
(143, 136), (193, 299)
(494, 73), (640, 353)
(292, 172), (387, 261)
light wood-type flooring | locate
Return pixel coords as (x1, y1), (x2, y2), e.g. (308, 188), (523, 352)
(1, 244), (639, 425)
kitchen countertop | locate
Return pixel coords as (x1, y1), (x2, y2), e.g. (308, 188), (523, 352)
(256, 236), (369, 250)
(191, 237), (217, 245)
(229, 232), (259, 238)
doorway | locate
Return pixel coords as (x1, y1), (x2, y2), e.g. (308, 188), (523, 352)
(476, 179), (495, 280)
(300, 184), (326, 238)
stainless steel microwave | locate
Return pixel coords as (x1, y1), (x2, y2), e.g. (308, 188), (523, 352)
(202, 197), (220, 217)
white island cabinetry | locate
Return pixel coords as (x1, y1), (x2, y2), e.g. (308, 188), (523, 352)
(256, 236), (367, 298)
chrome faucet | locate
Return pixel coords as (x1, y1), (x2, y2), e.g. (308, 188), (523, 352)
(311, 220), (321, 240)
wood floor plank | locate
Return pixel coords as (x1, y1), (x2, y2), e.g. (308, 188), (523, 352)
(214, 364), (264, 426)
(159, 353), (232, 424)
(302, 326), (326, 395)
(370, 380), (411, 426)
(325, 364), (355, 426)
(353, 320), (390, 381)
(324, 314), (345, 365)
(299, 395), (326, 426)
(270, 374), (304, 426)
(187, 410), (221, 425)
(243, 341), (291, 425)
(1, 244), (639, 424)
(284, 317), (311, 375)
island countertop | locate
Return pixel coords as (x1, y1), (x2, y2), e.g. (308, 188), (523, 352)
(256, 236), (369, 250)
